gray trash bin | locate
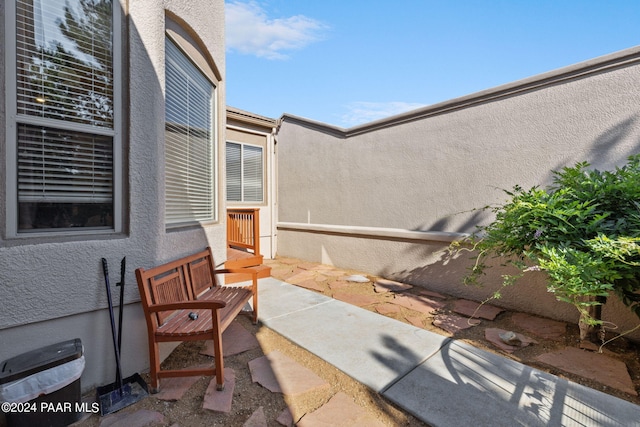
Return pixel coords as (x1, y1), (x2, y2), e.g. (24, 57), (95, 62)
(0, 339), (84, 427)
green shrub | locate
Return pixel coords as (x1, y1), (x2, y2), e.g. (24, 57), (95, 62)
(452, 155), (640, 341)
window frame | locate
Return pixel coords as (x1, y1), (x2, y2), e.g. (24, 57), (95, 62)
(164, 34), (218, 228)
(226, 140), (265, 204)
(5, 0), (123, 238)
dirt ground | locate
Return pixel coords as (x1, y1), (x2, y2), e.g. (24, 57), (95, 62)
(73, 256), (639, 427)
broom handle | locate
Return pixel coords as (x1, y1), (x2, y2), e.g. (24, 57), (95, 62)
(102, 258), (124, 389)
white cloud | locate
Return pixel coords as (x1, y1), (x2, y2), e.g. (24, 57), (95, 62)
(339, 101), (427, 127)
(226, 1), (328, 60)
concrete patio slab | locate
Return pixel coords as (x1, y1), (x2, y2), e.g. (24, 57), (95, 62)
(259, 280), (450, 392)
(257, 277), (333, 321)
(383, 340), (640, 427)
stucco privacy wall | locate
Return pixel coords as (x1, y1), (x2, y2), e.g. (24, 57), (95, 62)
(0, 0), (227, 390)
(276, 47), (640, 340)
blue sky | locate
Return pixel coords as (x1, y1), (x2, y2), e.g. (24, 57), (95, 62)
(225, 1), (640, 128)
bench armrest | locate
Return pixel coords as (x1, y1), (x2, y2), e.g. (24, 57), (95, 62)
(213, 268), (259, 293)
(147, 299), (226, 313)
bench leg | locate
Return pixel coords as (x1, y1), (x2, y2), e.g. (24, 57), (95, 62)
(149, 339), (161, 393)
(252, 291), (259, 325)
(211, 314), (225, 391)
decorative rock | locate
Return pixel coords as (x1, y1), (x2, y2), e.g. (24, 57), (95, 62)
(433, 314), (481, 334)
(485, 328), (537, 353)
(344, 274), (370, 283)
(374, 279), (413, 293)
(452, 299), (504, 320)
(536, 347), (637, 396)
(510, 312), (567, 340)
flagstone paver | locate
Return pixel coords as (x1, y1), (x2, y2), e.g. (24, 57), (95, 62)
(276, 408), (294, 427)
(248, 350), (329, 396)
(202, 368), (236, 413)
(286, 270), (318, 284)
(295, 278), (326, 292)
(154, 376), (201, 401)
(392, 293), (446, 314)
(433, 313), (481, 334)
(99, 410), (165, 427)
(201, 320), (260, 357)
(375, 302), (402, 315)
(415, 288), (448, 300)
(452, 299), (504, 320)
(243, 407), (267, 427)
(484, 328), (538, 353)
(297, 392), (387, 427)
(332, 292), (379, 307)
(510, 312), (567, 340)
(536, 347), (637, 396)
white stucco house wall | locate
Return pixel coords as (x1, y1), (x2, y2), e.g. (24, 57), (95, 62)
(1, 0), (228, 390)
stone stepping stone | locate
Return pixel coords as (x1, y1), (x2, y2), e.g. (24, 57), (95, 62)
(536, 347), (637, 396)
(297, 392), (386, 427)
(100, 409), (165, 427)
(333, 292), (379, 307)
(276, 408), (294, 426)
(202, 368), (236, 413)
(433, 313), (481, 334)
(484, 328), (538, 353)
(452, 299), (504, 320)
(201, 320), (260, 357)
(374, 278), (413, 293)
(375, 302), (402, 315)
(154, 375), (201, 401)
(405, 314), (424, 328)
(244, 407), (267, 427)
(286, 270), (317, 285)
(344, 274), (370, 283)
(295, 278), (326, 292)
(392, 294), (446, 315)
(248, 350), (329, 396)
(510, 312), (567, 340)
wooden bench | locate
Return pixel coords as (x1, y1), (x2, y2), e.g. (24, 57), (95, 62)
(135, 247), (258, 392)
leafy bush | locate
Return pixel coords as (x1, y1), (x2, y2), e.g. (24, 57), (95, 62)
(453, 155), (640, 341)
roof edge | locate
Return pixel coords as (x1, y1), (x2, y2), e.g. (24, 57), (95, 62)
(280, 45), (640, 137)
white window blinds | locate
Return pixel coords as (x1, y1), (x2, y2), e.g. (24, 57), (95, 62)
(226, 142), (263, 203)
(165, 37), (216, 225)
(16, 0), (114, 127)
(12, 0), (117, 232)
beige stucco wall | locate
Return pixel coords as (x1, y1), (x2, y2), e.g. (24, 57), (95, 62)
(276, 47), (640, 340)
(0, 0), (227, 390)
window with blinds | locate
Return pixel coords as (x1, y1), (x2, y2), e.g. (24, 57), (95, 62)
(226, 142), (264, 203)
(11, 0), (117, 232)
(165, 37), (216, 225)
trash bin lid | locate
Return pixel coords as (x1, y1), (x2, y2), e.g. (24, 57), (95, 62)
(0, 338), (83, 385)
